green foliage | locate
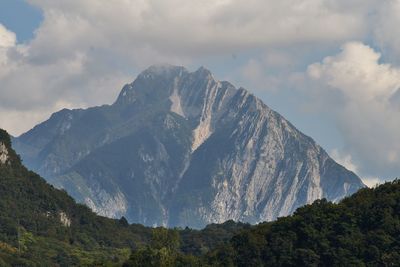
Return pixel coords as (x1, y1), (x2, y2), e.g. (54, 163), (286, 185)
(202, 180), (400, 266)
(123, 227), (200, 267)
(0, 130), (149, 265)
(151, 227), (180, 251)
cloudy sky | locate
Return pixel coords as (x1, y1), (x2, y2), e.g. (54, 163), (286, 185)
(1, 0), (400, 186)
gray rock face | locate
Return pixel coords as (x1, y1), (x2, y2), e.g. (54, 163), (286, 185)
(13, 64), (365, 228)
(0, 142), (9, 164)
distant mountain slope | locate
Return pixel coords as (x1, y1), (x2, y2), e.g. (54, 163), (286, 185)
(13, 65), (365, 228)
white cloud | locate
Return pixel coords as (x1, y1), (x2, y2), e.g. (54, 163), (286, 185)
(308, 42), (400, 101)
(308, 42), (400, 179)
(330, 149), (359, 174)
(0, 24), (16, 72)
(26, 0), (370, 53)
(0, 0), (379, 136)
(0, 24), (16, 48)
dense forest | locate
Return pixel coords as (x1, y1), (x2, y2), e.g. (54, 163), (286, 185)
(1, 129), (399, 266)
(123, 180), (400, 267)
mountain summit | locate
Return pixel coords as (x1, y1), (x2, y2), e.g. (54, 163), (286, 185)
(13, 65), (365, 228)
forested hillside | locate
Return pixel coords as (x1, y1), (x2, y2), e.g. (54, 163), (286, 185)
(206, 179), (400, 266)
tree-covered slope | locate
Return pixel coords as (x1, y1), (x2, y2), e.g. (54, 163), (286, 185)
(0, 129), (155, 265)
(196, 180), (400, 266)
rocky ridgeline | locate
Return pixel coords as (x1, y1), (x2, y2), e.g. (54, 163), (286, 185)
(13, 65), (365, 228)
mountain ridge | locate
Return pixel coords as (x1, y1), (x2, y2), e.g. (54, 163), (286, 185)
(13, 65), (365, 228)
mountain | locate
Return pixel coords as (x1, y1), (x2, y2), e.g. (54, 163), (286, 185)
(13, 65), (365, 228)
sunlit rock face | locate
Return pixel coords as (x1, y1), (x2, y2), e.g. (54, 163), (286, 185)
(13, 65), (365, 228)
(0, 142), (9, 164)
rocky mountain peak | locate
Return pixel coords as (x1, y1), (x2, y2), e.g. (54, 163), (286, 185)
(142, 64), (187, 76)
(13, 65), (365, 228)
(193, 66), (213, 79)
(115, 65), (218, 107)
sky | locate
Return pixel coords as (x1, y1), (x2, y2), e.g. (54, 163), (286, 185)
(0, 0), (399, 186)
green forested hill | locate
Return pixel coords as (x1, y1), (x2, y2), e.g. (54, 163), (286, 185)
(0, 129), (152, 265)
(197, 180), (400, 267)
(1, 128), (400, 266)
